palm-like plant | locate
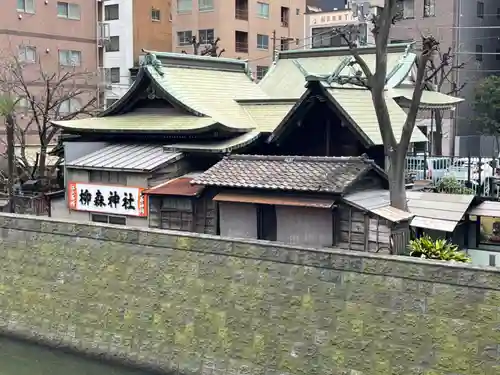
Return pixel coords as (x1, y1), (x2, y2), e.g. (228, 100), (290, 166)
(409, 235), (471, 263)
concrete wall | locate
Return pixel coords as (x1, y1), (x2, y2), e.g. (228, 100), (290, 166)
(0, 214), (499, 374)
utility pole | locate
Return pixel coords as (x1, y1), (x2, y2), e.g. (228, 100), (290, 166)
(271, 30), (276, 62)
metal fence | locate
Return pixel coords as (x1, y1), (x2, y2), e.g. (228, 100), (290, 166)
(405, 154), (500, 197)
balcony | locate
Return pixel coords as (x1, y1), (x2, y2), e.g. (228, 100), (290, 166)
(235, 0), (248, 20)
(97, 22), (110, 47)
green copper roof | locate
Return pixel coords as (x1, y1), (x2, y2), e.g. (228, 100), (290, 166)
(241, 103), (294, 133)
(389, 87), (464, 110)
(52, 113), (219, 132)
(164, 131), (261, 153)
(146, 63), (269, 130)
(260, 45), (414, 98)
(325, 88), (428, 145)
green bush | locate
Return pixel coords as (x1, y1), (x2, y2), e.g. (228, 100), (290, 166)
(408, 235), (471, 263)
(435, 176), (475, 195)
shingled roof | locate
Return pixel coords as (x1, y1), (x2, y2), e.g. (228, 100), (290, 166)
(192, 155), (384, 193)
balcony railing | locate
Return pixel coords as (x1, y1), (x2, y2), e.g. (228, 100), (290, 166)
(235, 8), (248, 20)
(235, 41), (248, 53)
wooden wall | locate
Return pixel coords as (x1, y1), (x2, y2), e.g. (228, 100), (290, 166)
(337, 204), (392, 253)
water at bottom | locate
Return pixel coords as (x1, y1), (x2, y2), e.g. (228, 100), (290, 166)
(0, 336), (157, 375)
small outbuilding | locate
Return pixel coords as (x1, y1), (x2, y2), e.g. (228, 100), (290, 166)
(193, 155), (413, 254)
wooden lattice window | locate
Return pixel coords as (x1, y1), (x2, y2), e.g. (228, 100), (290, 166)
(160, 197), (193, 231)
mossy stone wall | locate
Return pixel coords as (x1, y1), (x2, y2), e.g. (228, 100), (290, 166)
(0, 214), (499, 375)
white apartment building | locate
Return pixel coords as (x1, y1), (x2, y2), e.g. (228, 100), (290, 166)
(97, 0), (173, 108)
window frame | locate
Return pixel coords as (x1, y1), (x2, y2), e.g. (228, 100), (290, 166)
(57, 2), (81, 20)
(159, 197), (194, 232)
(89, 170), (127, 185)
(477, 1), (484, 18)
(58, 49), (82, 66)
(109, 67), (120, 83)
(475, 44), (483, 62)
(256, 34), (269, 49)
(18, 45), (36, 63)
(104, 4), (119, 20)
(177, 30), (193, 45)
(177, 0), (193, 13)
(105, 36), (120, 52)
(198, 0), (214, 12)
(256, 2), (270, 19)
(58, 98), (81, 114)
(423, 0), (435, 17)
(91, 214), (127, 226)
(17, 0), (35, 13)
(199, 29), (215, 44)
(151, 8), (161, 21)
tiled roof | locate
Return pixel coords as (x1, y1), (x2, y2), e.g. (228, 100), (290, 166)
(192, 155), (382, 193)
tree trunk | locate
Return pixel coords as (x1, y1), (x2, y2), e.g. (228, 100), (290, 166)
(387, 148), (408, 211)
(38, 144), (47, 187)
(433, 109), (443, 156)
(6, 113), (15, 213)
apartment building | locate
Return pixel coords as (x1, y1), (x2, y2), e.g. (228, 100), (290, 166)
(98, 0), (173, 107)
(304, 0), (500, 155)
(0, 0), (98, 144)
(172, 0), (306, 80)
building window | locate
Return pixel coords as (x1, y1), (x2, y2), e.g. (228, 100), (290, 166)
(109, 67), (120, 83)
(235, 0), (248, 20)
(18, 46), (36, 63)
(256, 65), (268, 80)
(475, 44), (483, 61)
(58, 49), (81, 66)
(57, 2), (81, 20)
(235, 31), (248, 53)
(177, 0), (192, 13)
(256, 34), (269, 49)
(91, 214), (126, 226)
(423, 0), (435, 17)
(177, 31), (193, 45)
(59, 98), (81, 114)
(17, 0), (35, 13)
(199, 29), (214, 44)
(104, 4), (119, 20)
(160, 198), (193, 231)
(477, 1), (484, 18)
(89, 170), (127, 185)
(199, 0), (214, 11)
(296, 8), (300, 15)
(106, 99), (118, 108)
(106, 36), (120, 52)
(312, 27), (346, 48)
(257, 2), (269, 18)
(397, 0), (414, 19)
(281, 6), (289, 26)
(151, 8), (160, 21)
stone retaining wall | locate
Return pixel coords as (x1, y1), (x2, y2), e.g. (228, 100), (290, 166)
(0, 214), (499, 374)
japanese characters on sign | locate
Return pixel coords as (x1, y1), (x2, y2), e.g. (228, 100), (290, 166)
(310, 11), (354, 26)
(68, 182), (147, 217)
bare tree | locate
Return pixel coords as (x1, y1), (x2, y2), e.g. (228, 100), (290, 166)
(0, 51), (97, 185)
(182, 36), (225, 57)
(0, 95), (16, 212)
(336, 1), (440, 210)
(425, 46), (466, 155)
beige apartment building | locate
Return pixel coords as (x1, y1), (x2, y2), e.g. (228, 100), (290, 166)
(0, 0), (99, 146)
(172, 0), (307, 80)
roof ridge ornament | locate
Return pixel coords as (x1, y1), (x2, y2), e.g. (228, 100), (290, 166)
(141, 50), (164, 76)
